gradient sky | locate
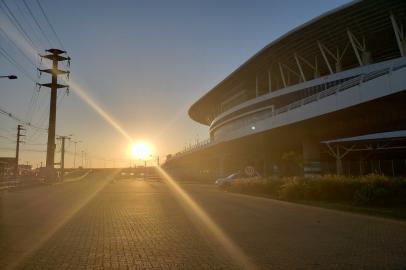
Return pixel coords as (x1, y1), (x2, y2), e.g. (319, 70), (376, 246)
(0, 0), (350, 168)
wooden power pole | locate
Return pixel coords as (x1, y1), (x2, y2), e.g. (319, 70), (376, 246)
(15, 124), (25, 177)
(57, 135), (70, 181)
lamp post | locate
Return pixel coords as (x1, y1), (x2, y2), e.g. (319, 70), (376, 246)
(0, 75), (18, 79)
(71, 140), (82, 168)
(148, 154), (160, 167)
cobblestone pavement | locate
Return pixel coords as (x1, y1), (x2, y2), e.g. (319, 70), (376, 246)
(1, 172), (406, 269)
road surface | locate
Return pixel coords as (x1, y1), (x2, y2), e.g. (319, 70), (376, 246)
(1, 171), (405, 269)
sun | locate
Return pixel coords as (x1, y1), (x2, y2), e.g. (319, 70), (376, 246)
(130, 142), (152, 159)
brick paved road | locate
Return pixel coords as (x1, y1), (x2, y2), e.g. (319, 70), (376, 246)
(1, 171), (406, 269)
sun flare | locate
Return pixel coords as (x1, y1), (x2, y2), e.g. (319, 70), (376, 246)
(130, 142), (152, 159)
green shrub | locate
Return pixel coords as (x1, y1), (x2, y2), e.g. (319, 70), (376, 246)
(227, 174), (406, 206)
(279, 177), (308, 200)
(353, 174), (406, 205)
(353, 184), (388, 206)
(311, 175), (360, 202)
(227, 177), (284, 196)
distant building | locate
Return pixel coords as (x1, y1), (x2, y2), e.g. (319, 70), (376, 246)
(165, 0), (406, 178)
(18, 164), (33, 176)
(0, 157), (16, 178)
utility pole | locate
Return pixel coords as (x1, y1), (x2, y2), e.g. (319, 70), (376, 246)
(15, 125), (25, 177)
(81, 151), (88, 168)
(71, 140), (81, 168)
(38, 49), (70, 182)
(57, 135), (70, 181)
(144, 160), (147, 180)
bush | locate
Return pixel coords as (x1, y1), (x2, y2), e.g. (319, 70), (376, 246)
(309, 175), (360, 202)
(279, 177), (307, 200)
(353, 184), (388, 206)
(353, 174), (406, 205)
(228, 177), (284, 196)
(227, 174), (406, 206)
(278, 175), (359, 202)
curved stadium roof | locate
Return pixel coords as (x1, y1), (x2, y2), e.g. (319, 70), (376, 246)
(189, 0), (406, 125)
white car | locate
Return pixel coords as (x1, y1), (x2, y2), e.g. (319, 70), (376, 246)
(215, 172), (242, 188)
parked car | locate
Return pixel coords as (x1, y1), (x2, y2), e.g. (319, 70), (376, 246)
(215, 171), (262, 189)
(215, 172), (241, 188)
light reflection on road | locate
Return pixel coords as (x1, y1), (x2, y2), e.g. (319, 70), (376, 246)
(2, 171), (118, 270)
(157, 166), (257, 270)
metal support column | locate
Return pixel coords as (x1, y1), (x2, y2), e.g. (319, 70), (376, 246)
(302, 137), (321, 177)
(390, 13), (405, 57)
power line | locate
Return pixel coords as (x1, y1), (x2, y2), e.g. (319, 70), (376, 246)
(27, 112), (48, 142)
(22, 0), (52, 48)
(0, 105), (48, 133)
(35, 0), (64, 50)
(14, 0), (46, 49)
(0, 0), (38, 50)
(24, 84), (40, 123)
(26, 100), (49, 141)
(0, 46), (37, 82)
(0, 134), (15, 143)
(0, 2), (44, 130)
(26, 90), (66, 142)
(0, 25), (42, 124)
(57, 90), (67, 108)
(0, 127), (14, 134)
(25, 142), (46, 146)
(0, 147), (46, 153)
(0, 26), (37, 67)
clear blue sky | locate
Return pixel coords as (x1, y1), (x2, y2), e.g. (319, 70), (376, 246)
(0, 0), (350, 167)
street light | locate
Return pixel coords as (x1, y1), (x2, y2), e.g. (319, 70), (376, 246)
(69, 135), (81, 169)
(0, 75), (18, 79)
(71, 140), (81, 168)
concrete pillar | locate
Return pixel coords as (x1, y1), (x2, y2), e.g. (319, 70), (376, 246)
(302, 138), (321, 177)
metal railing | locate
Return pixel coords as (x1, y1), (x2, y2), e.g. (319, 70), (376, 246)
(274, 75), (364, 116)
(173, 138), (212, 158)
(215, 63), (404, 138)
(169, 61), (406, 160)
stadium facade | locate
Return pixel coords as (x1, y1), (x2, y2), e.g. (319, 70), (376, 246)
(165, 0), (406, 179)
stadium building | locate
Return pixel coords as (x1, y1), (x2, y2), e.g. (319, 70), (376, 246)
(165, 0), (406, 179)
